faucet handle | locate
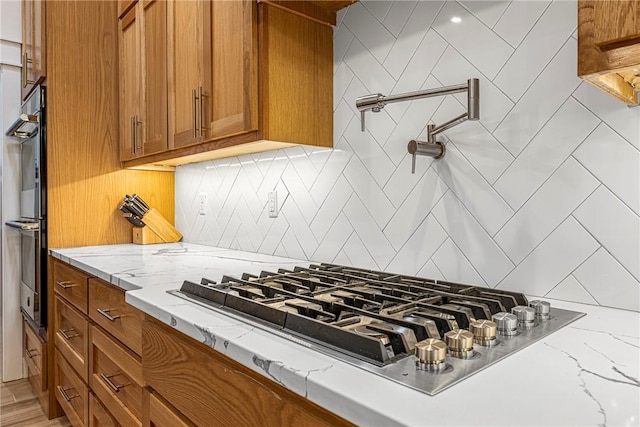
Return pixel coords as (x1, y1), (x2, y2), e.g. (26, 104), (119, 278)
(360, 111), (366, 132)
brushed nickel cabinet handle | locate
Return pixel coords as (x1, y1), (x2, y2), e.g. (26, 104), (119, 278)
(192, 89), (198, 139)
(56, 281), (78, 289)
(100, 373), (124, 393)
(25, 348), (37, 358)
(59, 328), (79, 340)
(131, 116), (136, 154)
(22, 52), (34, 87)
(135, 115), (142, 152)
(96, 308), (120, 322)
(59, 386), (79, 401)
(199, 86), (209, 138)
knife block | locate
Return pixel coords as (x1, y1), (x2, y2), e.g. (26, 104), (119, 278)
(132, 209), (182, 244)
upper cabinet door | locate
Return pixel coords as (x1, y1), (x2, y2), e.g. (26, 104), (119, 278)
(208, 0), (258, 140)
(22, 0), (46, 100)
(140, 0), (168, 156)
(592, 0), (640, 49)
(170, 0), (210, 149)
(118, 4), (141, 160)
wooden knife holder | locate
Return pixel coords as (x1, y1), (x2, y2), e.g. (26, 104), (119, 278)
(132, 209), (182, 244)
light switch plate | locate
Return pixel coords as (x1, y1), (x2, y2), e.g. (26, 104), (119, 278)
(268, 191), (278, 218)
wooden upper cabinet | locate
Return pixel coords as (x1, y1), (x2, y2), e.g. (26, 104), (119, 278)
(22, 0), (46, 100)
(578, 0), (640, 105)
(119, 0), (168, 161)
(170, 0), (210, 148)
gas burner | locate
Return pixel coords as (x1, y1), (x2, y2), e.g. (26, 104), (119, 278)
(169, 263), (584, 395)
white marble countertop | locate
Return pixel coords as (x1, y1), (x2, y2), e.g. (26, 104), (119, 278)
(50, 242), (640, 426)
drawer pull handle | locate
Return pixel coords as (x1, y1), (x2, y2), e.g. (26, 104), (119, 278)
(100, 373), (124, 393)
(59, 328), (79, 340)
(59, 386), (79, 401)
(25, 348), (37, 358)
(56, 281), (78, 289)
(96, 308), (121, 322)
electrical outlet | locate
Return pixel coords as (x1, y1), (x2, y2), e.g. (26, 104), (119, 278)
(198, 193), (207, 216)
(268, 191), (278, 218)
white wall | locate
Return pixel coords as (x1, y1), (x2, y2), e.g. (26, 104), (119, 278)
(176, 0), (640, 312)
(1, 0), (25, 381)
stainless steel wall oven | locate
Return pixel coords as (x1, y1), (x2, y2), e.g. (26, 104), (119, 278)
(5, 85), (47, 335)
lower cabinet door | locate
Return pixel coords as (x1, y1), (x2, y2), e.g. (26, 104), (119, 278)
(90, 325), (143, 427)
(24, 319), (48, 413)
(89, 393), (120, 427)
(143, 389), (194, 427)
(55, 352), (89, 427)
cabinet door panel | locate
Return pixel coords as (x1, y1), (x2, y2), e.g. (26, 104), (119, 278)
(171, 0), (209, 148)
(141, 0), (168, 156)
(119, 6), (141, 160)
(593, 1), (640, 49)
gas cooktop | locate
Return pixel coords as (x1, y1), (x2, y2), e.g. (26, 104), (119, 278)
(169, 263), (585, 395)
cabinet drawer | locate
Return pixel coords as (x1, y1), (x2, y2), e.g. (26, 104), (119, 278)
(56, 352), (89, 427)
(90, 393), (120, 427)
(24, 319), (48, 413)
(54, 260), (90, 314)
(143, 389), (194, 427)
(55, 295), (89, 382)
(89, 278), (143, 356)
(90, 325), (143, 427)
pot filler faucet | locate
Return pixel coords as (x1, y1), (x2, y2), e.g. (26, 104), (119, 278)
(356, 79), (479, 173)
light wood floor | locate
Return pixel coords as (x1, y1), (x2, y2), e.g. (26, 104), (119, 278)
(1, 324), (70, 426)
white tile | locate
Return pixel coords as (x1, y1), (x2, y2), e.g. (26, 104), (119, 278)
(256, 152), (289, 202)
(497, 217), (599, 296)
(334, 104), (355, 145)
(332, 250), (352, 266)
(280, 197), (318, 259)
(257, 215), (289, 255)
(361, 0), (392, 23)
(432, 239), (486, 285)
(342, 232), (380, 270)
(386, 30), (448, 115)
(433, 191), (514, 285)
(235, 196), (263, 250)
(287, 146), (319, 190)
(343, 37), (396, 95)
(333, 24), (354, 73)
(545, 275), (599, 305)
(574, 123), (640, 215)
(382, 1), (417, 37)
(432, 1), (513, 80)
(433, 143), (514, 236)
(458, 0), (510, 28)
(574, 186), (640, 281)
(309, 148), (352, 206)
(494, 0), (576, 102)
(312, 213), (353, 263)
(334, 62), (354, 111)
(431, 47), (514, 133)
(343, 2), (395, 64)
(495, 97), (600, 210)
(343, 157), (396, 229)
(573, 82), (640, 149)
(218, 216), (241, 248)
(343, 195), (396, 269)
(386, 214), (448, 275)
(304, 147), (331, 172)
(383, 152), (432, 209)
(417, 260), (444, 281)
(495, 158), (599, 264)
(281, 163), (318, 225)
(383, 168), (448, 250)
(341, 72), (370, 117)
(493, 1), (551, 48)
(343, 118), (395, 187)
(432, 96), (513, 184)
(382, 1), (443, 80)
(493, 38), (582, 157)
(310, 175), (353, 241)
(573, 248), (640, 311)
(278, 228), (307, 260)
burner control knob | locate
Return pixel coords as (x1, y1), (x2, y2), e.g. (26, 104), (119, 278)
(493, 312), (517, 337)
(469, 320), (497, 346)
(415, 339), (447, 371)
(529, 300), (551, 321)
(512, 305), (535, 329)
(444, 329), (474, 359)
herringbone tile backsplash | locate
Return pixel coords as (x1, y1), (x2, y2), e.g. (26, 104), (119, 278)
(176, 0), (640, 311)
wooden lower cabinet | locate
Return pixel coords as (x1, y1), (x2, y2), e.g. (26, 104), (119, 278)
(24, 319), (48, 414)
(55, 352), (89, 427)
(89, 325), (143, 427)
(142, 389), (194, 427)
(89, 393), (120, 427)
(142, 318), (352, 427)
